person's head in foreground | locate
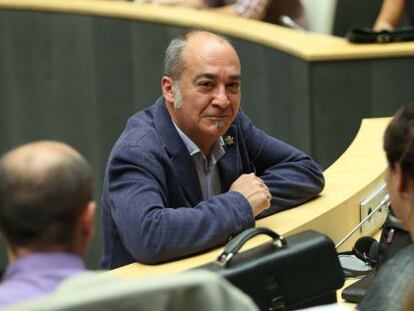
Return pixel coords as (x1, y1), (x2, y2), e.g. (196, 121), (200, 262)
(0, 141), (95, 307)
(384, 102), (414, 239)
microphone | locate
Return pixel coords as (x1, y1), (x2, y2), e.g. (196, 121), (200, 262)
(279, 15), (305, 31)
(335, 194), (391, 249)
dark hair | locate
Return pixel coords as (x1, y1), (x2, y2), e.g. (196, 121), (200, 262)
(0, 148), (93, 250)
(384, 102), (414, 179)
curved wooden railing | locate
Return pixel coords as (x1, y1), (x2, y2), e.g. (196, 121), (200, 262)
(1, 0), (414, 61)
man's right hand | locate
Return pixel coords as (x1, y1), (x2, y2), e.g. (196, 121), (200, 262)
(229, 173), (271, 216)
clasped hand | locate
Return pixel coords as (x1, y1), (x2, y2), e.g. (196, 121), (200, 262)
(230, 173), (271, 216)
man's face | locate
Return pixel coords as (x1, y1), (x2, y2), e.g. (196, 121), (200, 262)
(166, 34), (241, 152)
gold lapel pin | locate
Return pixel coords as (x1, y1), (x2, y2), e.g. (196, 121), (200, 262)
(224, 135), (234, 146)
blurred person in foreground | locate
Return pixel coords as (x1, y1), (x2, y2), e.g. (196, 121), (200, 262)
(358, 103), (414, 311)
(0, 141), (95, 307)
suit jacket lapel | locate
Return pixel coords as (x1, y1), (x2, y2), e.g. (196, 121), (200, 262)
(218, 125), (241, 192)
(153, 98), (203, 206)
(170, 149), (204, 206)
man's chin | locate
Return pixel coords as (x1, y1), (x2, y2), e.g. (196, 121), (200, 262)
(204, 125), (229, 138)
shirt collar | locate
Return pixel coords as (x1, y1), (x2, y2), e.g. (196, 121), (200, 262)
(173, 121), (225, 158)
(3, 252), (85, 281)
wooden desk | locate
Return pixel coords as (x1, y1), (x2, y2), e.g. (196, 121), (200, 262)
(109, 117), (390, 278)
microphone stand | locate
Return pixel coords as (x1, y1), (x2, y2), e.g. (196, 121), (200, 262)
(335, 194), (391, 249)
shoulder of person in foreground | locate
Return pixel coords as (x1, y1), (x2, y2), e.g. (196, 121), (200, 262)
(4, 271), (259, 311)
(358, 243), (414, 311)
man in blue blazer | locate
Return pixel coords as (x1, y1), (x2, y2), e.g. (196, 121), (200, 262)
(101, 31), (324, 269)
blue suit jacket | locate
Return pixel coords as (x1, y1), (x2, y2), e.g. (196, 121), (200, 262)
(101, 97), (324, 268)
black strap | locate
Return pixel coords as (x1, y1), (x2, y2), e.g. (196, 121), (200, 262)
(217, 227), (287, 266)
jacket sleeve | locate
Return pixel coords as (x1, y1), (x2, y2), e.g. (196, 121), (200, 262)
(106, 135), (254, 264)
(237, 110), (325, 217)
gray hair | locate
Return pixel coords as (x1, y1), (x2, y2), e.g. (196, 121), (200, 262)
(163, 35), (188, 81)
(173, 80), (183, 109)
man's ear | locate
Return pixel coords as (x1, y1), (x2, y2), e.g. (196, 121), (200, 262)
(74, 201), (96, 257)
(161, 76), (175, 104)
(80, 201), (96, 240)
(395, 163), (407, 194)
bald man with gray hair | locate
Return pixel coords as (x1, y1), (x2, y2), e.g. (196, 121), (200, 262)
(0, 141), (96, 307)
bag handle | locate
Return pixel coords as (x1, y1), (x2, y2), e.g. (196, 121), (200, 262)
(217, 227), (287, 267)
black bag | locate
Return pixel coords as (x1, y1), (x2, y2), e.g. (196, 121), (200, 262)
(346, 26), (414, 43)
(195, 227), (345, 311)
